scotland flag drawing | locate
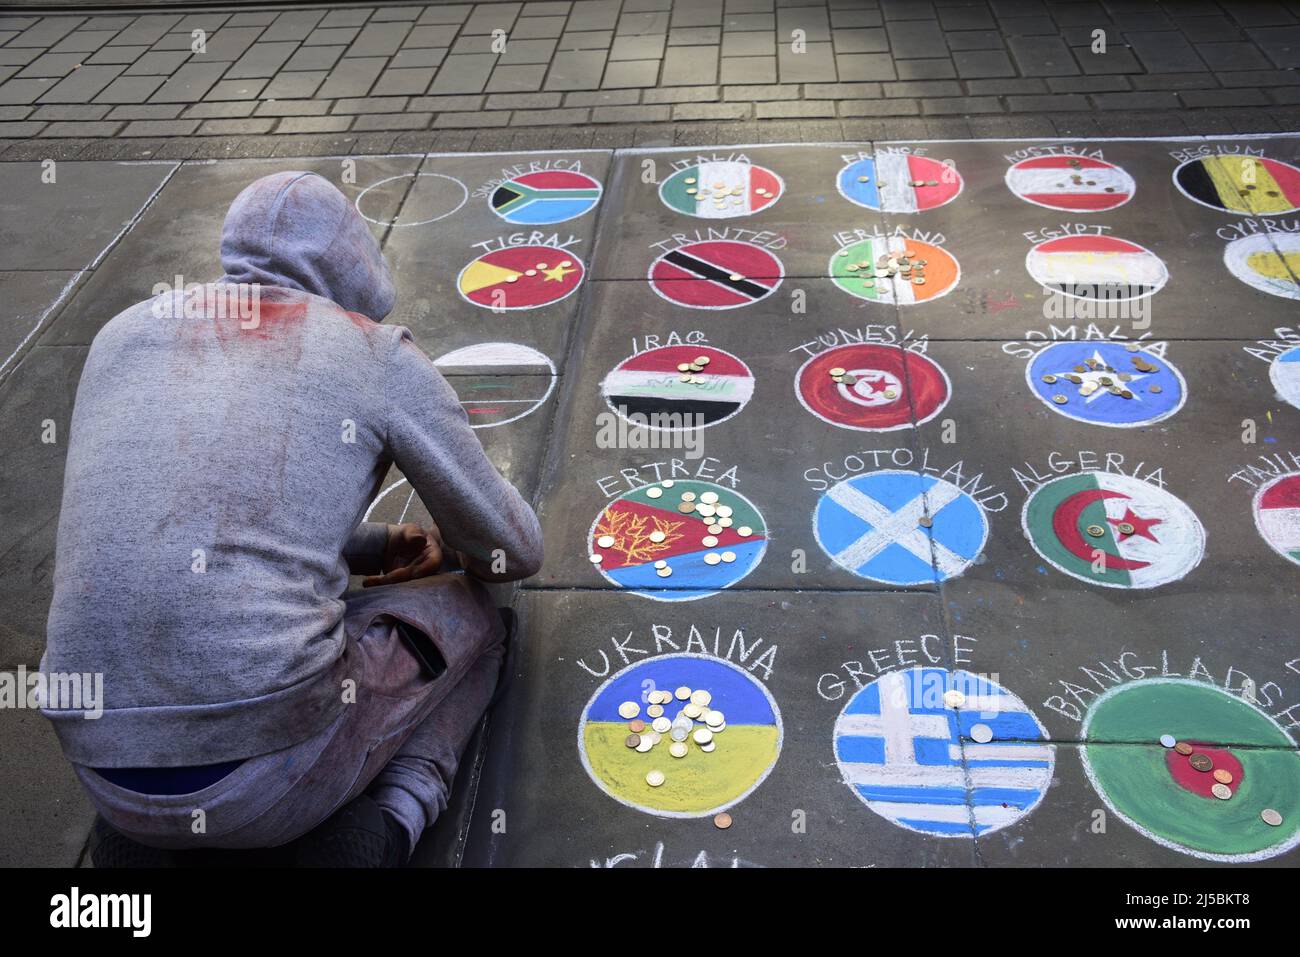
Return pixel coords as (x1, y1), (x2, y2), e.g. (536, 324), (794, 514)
(834, 668), (1054, 838)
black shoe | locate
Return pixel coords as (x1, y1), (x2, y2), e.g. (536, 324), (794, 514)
(90, 816), (179, 868)
(487, 606), (518, 709)
(292, 794), (407, 868)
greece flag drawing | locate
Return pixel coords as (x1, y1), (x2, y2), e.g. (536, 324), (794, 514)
(834, 668), (1054, 838)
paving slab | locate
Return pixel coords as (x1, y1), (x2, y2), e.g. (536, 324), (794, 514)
(0, 704), (95, 866)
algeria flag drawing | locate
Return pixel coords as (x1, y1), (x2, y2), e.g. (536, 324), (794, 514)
(1253, 472), (1300, 566)
(1022, 472), (1205, 589)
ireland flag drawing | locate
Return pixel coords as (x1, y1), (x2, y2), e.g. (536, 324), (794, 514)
(1022, 473), (1205, 589)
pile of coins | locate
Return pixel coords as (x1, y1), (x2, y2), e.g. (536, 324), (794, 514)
(592, 482), (755, 576)
(827, 365), (899, 398)
(617, 686), (728, 784)
(1053, 157), (1110, 192)
(503, 259), (573, 283)
(677, 354), (711, 385)
(1043, 349), (1161, 405)
(1159, 734), (1285, 825)
(682, 176), (770, 211)
(837, 246), (928, 287)
(856, 174), (939, 191)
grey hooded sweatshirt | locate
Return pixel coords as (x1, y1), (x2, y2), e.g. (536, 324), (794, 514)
(42, 171), (543, 767)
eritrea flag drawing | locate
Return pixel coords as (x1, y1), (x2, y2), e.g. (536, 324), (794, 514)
(457, 245), (584, 310)
(1022, 472), (1205, 589)
(600, 345), (754, 428)
(1253, 472), (1300, 566)
(1005, 155), (1135, 211)
(1175, 155), (1300, 214)
(837, 154), (963, 213)
(1082, 679), (1300, 862)
(490, 169), (602, 224)
(659, 161), (784, 219)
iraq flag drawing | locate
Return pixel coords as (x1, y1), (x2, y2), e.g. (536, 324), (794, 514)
(601, 345), (754, 429)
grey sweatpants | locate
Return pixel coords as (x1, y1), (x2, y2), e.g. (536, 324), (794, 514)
(74, 573), (505, 854)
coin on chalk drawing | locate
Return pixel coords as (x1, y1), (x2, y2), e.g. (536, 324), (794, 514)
(1213, 769), (1233, 785)
(457, 246), (584, 310)
(659, 161), (783, 218)
(618, 701), (639, 719)
(1160, 734), (1176, 748)
(1189, 753), (1213, 772)
(652, 717), (671, 734)
(1006, 156), (1134, 211)
(1174, 155), (1300, 214)
(970, 724), (994, 744)
(669, 742), (688, 758)
(714, 812), (733, 829)
(1211, 783), (1233, 800)
(796, 343), (951, 432)
(1262, 809), (1283, 827)
(646, 770), (665, 787)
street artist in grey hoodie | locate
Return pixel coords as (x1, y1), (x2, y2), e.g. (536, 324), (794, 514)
(42, 170), (543, 866)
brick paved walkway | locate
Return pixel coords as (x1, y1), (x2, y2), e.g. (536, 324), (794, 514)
(1, 2), (1299, 158)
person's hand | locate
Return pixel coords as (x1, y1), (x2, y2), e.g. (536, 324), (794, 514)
(362, 522), (444, 588)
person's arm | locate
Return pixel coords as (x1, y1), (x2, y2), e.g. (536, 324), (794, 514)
(379, 331), (544, 582)
(343, 521), (391, 576)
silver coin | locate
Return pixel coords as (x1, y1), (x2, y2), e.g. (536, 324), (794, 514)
(970, 723), (993, 744)
(1159, 734), (1176, 748)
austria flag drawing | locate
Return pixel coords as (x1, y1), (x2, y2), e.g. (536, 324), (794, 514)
(1006, 156), (1135, 211)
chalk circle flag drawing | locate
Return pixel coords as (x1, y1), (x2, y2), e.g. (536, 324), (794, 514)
(600, 345), (754, 431)
(489, 169), (602, 225)
(1253, 472), (1300, 567)
(1271, 345), (1300, 408)
(814, 471), (988, 586)
(432, 343), (557, 429)
(1082, 679), (1300, 862)
(456, 246), (584, 311)
(836, 154), (963, 213)
(1174, 155), (1300, 215)
(578, 654), (782, 818)
(648, 241), (783, 310)
(1026, 341), (1186, 428)
(834, 667), (1054, 838)
(1005, 156), (1135, 212)
(829, 236), (959, 305)
(1022, 473), (1205, 589)
(1223, 232), (1300, 301)
(588, 480), (766, 601)
(1026, 235), (1168, 302)
(795, 343), (951, 432)
(355, 172), (468, 227)
(659, 161), (784, 219)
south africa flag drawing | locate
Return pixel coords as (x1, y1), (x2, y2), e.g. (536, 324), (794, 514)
(489, 169), (603, 224)
(649, 240), (783, 309)
(600, 345), (754, 429)
(588, 481), (767, 601)
(1253, 472), (1300, 566)
(1022, 473), (1205, 589)
(837, 154), (963, 213)
(829, 236), (959, 304)
(795, 343), (951, 431)
(1026, 235), (1168, 301)
(1082, 679), (1300, 862)
(457, 246), (584, 310)
(1026, 341), (1186, 428)
(659, 161), (784, 218)
(1005, 155), (1135, 211)
(1224, 232), (1300, 301)
(1271, 345), (1300, 408)
(835, 668), (1053, 838)
(579, 654), (782, 817)
(1174, 155), (1300, 214)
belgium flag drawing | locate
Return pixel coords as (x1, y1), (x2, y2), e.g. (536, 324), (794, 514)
(1175, 155), (1300, 214)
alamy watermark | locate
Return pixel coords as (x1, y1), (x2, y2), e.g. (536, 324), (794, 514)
(596, 407), (706, 459)
(150, 276), (261, 328)
(2, 665), (103, 719)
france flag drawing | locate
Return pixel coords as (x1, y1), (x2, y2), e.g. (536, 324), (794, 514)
(834, 668), (1054, 838)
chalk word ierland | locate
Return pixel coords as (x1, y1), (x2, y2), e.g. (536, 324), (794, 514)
(795, 342), (951, 432)
(834, 667), (1053, 838)
(1082, 678), (1300, 862)
(836, 152), (963, 213)
(1005, 155), (1135, 212)
(659, 158), (784, 219)
(1022, 472), (1205, 590)
(432, 342), (556, 429)
(1025, 341), (1186, 429)
(579, 653), (782, 817)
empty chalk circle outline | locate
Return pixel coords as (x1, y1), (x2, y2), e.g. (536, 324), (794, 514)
(355, 172), (469, 227)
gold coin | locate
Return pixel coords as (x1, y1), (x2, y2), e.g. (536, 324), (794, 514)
(693, 728), (714, 745)
(1067, 374), (1082, 384)
(942, 690), (965, 708)
(597, 535), (615, 548)
(696, 356), (710, 366)
(683, 704), (702, 719)
(714, 812), (733, 829)
(618, 701), (639, 719)
(677, 502), (695, 513)
(647, 704), (664, 718)
(1053, 394), (1068, 404)
(651, 717), (672, 734)
(505, 275), (518, 283)
(1086, 524), (1105, 537)
(685, 177), (696, 184)
(657, 566), (672, 577)
(1149, 384), (1162, 393)
(721, 551), (736, 563)
(703, 535), (719, 547)
(718, 517), (733, 528)
(661, 480), (674, 487)
(914, 277), (926, 285)
(686, 187), (697, 195)
(707, 523), (723, 534)
(1213, 769), (1233, 785)
(1117, 522), (1134, 535)
(918, 516), (932, 528)
(675, 686), (691, 700)
(679, 374), (692, 382)
(1174, 741), (1193, 755)
(681, 491), (696, 502)
(696, 503), (716, 517)
(645, 770), (665, 787)
(669, 742), (688, 758)
(737, 525), (752, 536)
(1042, 374), (1057, 383)
(829, 367), (847, 377)
(1073, 365), (1087, 373)
(846, 264), (860, 272)
(857, 176), (869, 183)
(704, 553), (721, 565)
(715, 505), (733, 517)
(691, 690), (711, 707)
(700, 491), (719, 504)
(589, 553), (603, 563)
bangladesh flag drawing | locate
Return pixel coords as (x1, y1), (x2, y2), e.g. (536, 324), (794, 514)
(1175, 155), (1300, 215)
(1005, 156), (1135, 211)
(588, 480), (767, 601)
(490, 169), (602, 225)
(600, 345), (754, 428)
(648, 240), (783, 309)
(1022, 472), (1205, 589)
(1082, 679), (1300, 862)
(1026, 235), (1168, 302)
(1270, 345), (1300, 408)
(837, 154), (963, 213)
(579, 654), (782, 817)
(829, 236), (959, 304)
(457, 245), (585, 310)
(1253, 472), (1300, 566)
(1224, 232), (1300, 302)
(659, 161), (784, 219)
(795, 343), (951, 431)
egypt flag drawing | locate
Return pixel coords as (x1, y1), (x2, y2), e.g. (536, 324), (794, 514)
(1270, 345), (1300, 408)
(457, 245), (585, 310)
(1253, 472), (1300, 567)
(829, 236), (960, 304)
(588, 480), (767, 601)
(1022, 473), (1205, 589)
(1082, 679), (1300, 862)
(795, 343), (951, 431)
(837, 154), (963, 213)
(432, 342), (557, 429)
(659, 161), (784, 218)
(834, 668), (1054, 838)
(1223, 232), (1300, 301)
(1026, 235), (1168, 302)
(601, 345), (754, 429)
(489, 169), (602, 224)
(648, 240), (783, 309)
(1005, 155), (1135, 211)
(1174, 155), (1300, 215)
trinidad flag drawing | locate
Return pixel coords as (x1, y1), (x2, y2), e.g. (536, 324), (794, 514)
(837, 154), (963, 213)
(1174, 155), (1300, 214)
(588, 480), (767, 601)
(457, 245), (585, 310)
(1026, 235), (1169, 301)
(601, 345), (754, 428)
(659, 161), (784, 218)
(490, 169), (603, 224)
(648, 240), (784, 309)
(1253, 472), (1300, 566)
(1005, 156), (1135, 211)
